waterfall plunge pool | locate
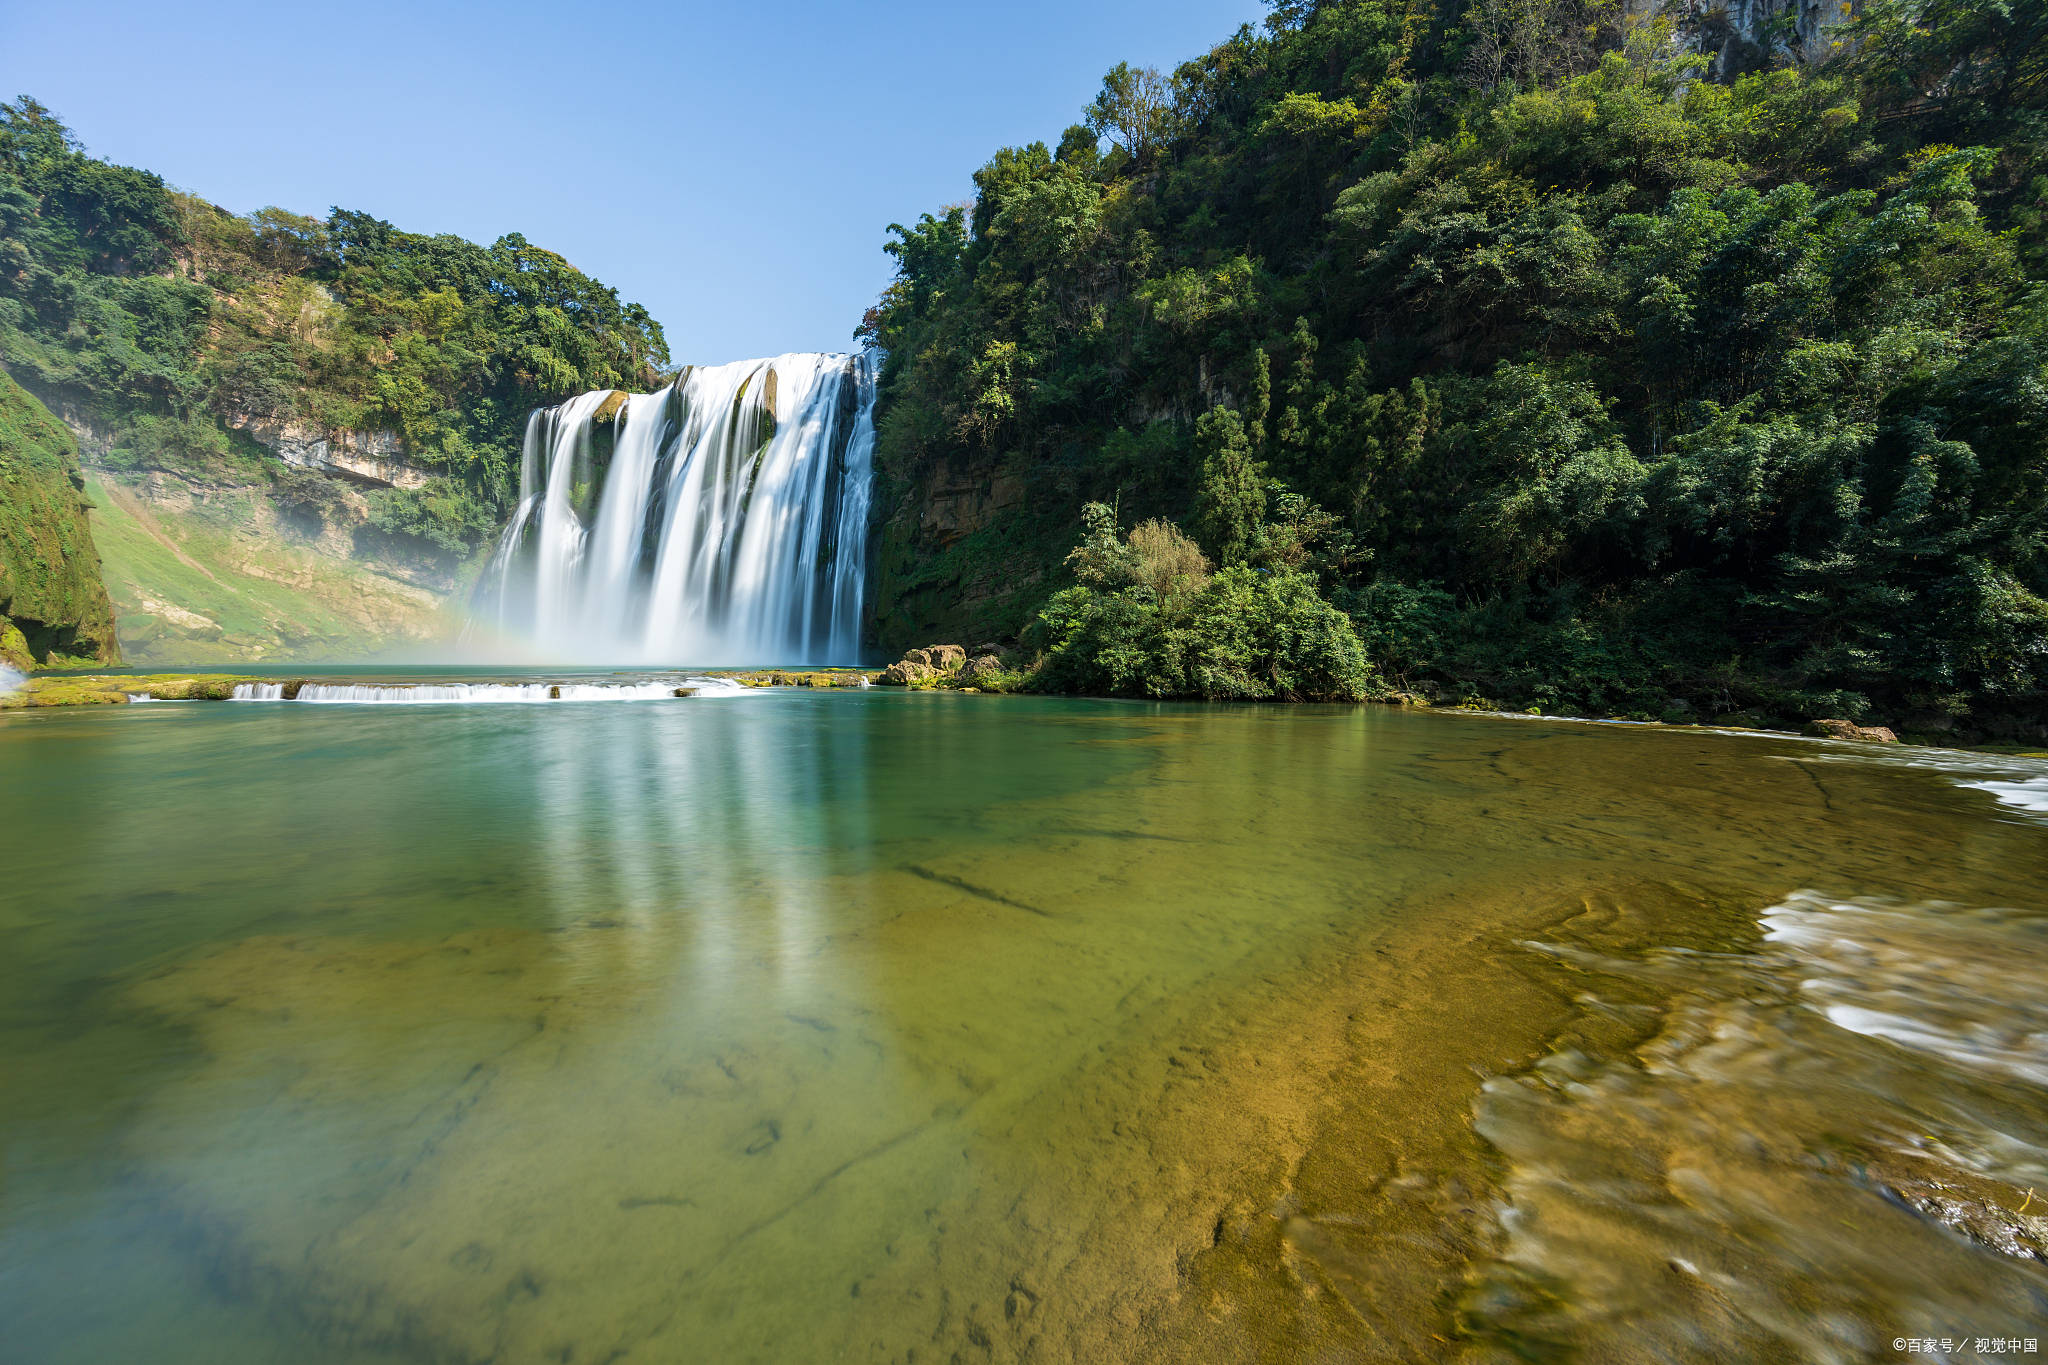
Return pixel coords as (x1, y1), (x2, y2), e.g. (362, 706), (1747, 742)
(3, 688), (2046, 1362)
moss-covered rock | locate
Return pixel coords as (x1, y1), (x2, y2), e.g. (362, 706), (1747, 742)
(0, 672), (269, 708)
(1804, 718), (1901, 744)
(0, 371), (119, 667)
(877, 659), (936, 686)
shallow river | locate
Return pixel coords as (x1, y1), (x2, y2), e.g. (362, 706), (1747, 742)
(3, 681), (2046, 1362)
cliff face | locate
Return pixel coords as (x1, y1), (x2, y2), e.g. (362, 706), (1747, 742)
(0, 371), (118, 669)
(1643, 0), (1860, 76)
(48, 399), (461, 663)
(866, 458), (1049, 653)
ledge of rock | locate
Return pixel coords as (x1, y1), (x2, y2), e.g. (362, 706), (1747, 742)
(1803, 718), (1900, 743)
(229, 417), (430, 490)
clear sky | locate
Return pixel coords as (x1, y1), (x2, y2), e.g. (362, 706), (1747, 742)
(1, 0), (1267, 364)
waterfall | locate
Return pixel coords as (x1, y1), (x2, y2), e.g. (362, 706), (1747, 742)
(476, 353), (876, 664)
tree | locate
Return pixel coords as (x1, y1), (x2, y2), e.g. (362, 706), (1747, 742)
(1086, 63), (1174, 167)
(1193, 407), (1264, 565)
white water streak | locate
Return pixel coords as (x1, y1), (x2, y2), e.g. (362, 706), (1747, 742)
(479, 354), (875, 664)
(228, 680), (747, 704)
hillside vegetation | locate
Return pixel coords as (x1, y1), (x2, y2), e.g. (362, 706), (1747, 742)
(0, 367), (116, 669)
(0, 96), (668, 566)
(863, 0), (2048, 734)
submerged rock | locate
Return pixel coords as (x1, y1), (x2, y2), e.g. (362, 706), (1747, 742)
(1804, 718), (1900, 744)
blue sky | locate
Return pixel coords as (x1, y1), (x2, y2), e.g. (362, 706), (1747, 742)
(1, 0), (1266, 363)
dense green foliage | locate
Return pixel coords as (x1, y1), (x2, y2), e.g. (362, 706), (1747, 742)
(1029, 501), (1372, 699)
(0, 367), (116, 667)
(0, 97), (668, 556)
(864, 0), (2048, 731)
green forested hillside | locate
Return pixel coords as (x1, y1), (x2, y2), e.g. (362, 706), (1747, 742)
(0, 97), (669, 561)
(863, 0), (2048, 733)
(0, 367), (116, 668)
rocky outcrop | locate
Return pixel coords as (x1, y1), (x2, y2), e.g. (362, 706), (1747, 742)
(1635, 0), (1860, 77)
(82, 468), (451, 664)
(960, 654), (1006, 685)
(875, 643), (974, 686)
(0, 371), (119, 668)
(227, 417), (430, 490)
(1804, 718), (1900, 744)
(879, 658), (936, 686)
(918, 460), (1028, 547)
(866, 456), (1048, 654)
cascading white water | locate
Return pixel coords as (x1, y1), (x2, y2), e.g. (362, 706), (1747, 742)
(476, 353), (875, 664)
(229, 680), (748, 703)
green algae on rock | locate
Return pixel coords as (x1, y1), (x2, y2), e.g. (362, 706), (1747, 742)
(0, 672), (264, 708)
(0, 371), (118, 670)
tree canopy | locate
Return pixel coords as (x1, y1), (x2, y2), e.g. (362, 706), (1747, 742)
(863, 0), (2048, 732)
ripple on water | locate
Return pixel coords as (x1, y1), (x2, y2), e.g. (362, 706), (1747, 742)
(1464, 892), (2048, 1361)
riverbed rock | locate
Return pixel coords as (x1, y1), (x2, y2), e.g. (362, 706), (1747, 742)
(925, 644), (966, 671)
(900, 648), (932, 668)
(1803, 718), (1900, 743)
(878, 660), (936, 686)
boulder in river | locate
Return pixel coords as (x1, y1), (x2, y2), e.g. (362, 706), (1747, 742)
(879, 659), (936, 686)
(925, 644), (967, 671)
(901, 648), (932, 668)
(1803, 718), (1900, 743)
(960, 655), (1005, 684)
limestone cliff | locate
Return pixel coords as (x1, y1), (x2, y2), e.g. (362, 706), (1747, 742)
(78, 461), (457, 665)
(1644, 0), (1861, 77)
(866, 456), (1051, 654)
(0, 371), (118, 670)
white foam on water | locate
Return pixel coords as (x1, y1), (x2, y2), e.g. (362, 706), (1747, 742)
(1466, 892), (2048, 1358)
(1763, 893), (2048, 1088)
(0, 663), (23, 697)
(228, 679), (747, 704)
(1962, 777), (2048, 814)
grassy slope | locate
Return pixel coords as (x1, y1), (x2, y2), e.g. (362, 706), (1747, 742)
(0, 371), (118, 669)
(84, 473), (451, 664)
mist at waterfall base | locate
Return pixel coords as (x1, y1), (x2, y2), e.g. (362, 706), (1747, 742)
(466, 352), (876, 667)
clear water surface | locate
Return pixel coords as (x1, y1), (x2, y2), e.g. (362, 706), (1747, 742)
(3, 682), (2046, 1362)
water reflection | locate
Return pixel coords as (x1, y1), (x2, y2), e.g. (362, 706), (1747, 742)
(4, 698), (2048, 1363)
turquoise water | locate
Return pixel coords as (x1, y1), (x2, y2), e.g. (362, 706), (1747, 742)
(3, 687), (2046, 1361)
